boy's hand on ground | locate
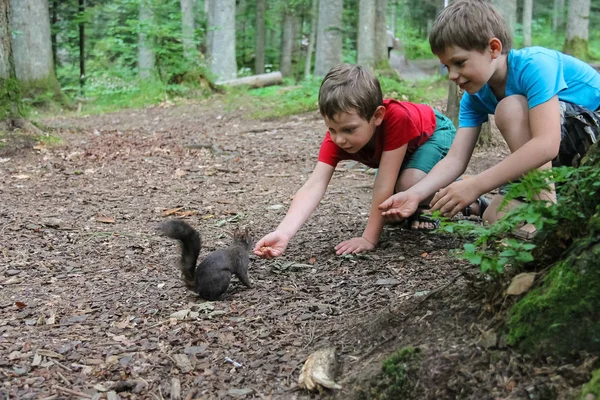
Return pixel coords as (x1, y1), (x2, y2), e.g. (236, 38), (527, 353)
(253, 231), (289, 259)
(378, 192), (420, 222)
(430, 179), (480, 218)
(335, 237), (375, 255)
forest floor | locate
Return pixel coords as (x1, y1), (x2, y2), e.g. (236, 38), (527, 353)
(0, 72), (595, 399)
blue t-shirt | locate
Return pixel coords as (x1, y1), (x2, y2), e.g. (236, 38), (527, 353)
(459, 47), (600, 128)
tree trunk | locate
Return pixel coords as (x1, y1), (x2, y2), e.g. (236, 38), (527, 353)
(313, 0), (342, 77)
(522, 0), (533, 47)
(10, 0), (61, 98)
(445, 82), (462, 128)
(255, 0), (266, 74)
(50, 0), (58, 70)
(180, 0), (195, 60)
(563, 0), (589, 59)
(0, 0), (21, 124)
(374, 0), (388, 66)
(280, 11), (294, 77)
(218, 71), (283, 88)
(357, 0), (376, 69)
(303, 0), (318, 79)
(78, 0), (84, 89)
(389, 0), (396, 36)
(208, 0), (237, 81)
(553, 0), (565, 32)
(138, 0), (155, 79)
(491, 0), (516, 39)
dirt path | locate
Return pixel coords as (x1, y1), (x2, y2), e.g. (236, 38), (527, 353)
(0, 99), (587, 399)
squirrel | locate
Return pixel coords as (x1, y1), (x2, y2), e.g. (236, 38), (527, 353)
(159, 219), (252, 300)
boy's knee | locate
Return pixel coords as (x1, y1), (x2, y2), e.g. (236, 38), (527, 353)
(495, 95), (528, 132)
(396, 169), (427, 192)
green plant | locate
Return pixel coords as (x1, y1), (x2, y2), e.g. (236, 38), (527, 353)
(440, 166), (588, 275)
(357, 347), (422, 400)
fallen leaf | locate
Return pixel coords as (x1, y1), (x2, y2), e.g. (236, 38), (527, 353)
(375, 278), (400, 286)
(506, 272), (536, 296)
(15, 302), (27, 309)
(298, 347), (342, 391)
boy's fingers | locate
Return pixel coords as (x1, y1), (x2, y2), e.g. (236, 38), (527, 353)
(378, 198), (392, 210)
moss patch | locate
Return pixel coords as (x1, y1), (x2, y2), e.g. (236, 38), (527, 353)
(356, 347), (423, 400)
(507, 238), (600, 355)
(581, 368), (600, 399)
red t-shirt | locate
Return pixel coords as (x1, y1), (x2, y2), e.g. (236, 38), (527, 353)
(317, 99), (436, 169)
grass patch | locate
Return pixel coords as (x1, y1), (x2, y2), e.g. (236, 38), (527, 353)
(221, 74), (448, 120)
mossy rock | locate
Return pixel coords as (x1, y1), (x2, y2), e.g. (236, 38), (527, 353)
(507, 237), (600, 355)
(356, 347), (423, 400)
(580, 368), (600, 399)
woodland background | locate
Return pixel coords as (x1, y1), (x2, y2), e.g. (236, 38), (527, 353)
(1, 0), (600, 399)
(0, 0), (599, 121)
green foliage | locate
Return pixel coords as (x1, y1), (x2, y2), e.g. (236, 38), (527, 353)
(357, 347), (422, 400)
(0, 78), (22, 120)
(439, 166), (598, 275)
(581, 369), (600, 399)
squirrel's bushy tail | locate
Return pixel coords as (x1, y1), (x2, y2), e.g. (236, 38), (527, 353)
(159, 220), (201, 290)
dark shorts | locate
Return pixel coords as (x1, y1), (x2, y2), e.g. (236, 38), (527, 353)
(499, 100), (600, 196)
(553, 101), (600, 167)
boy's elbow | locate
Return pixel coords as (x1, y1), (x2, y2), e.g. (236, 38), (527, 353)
(542, 138), (560, 163)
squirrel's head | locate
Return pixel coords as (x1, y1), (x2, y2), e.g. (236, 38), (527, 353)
(232, 227), (253, 251)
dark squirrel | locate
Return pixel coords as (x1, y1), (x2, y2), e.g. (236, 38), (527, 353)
(159, 219), (252, 300)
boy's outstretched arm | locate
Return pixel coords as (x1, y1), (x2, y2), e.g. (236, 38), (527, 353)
(253, 161), (334, 259)
(379, 126), (481, 220)
(335, 146), (406, 255)
(430, 97), (561, 217)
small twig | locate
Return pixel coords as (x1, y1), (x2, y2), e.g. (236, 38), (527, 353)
(53, 360), (73, 372)
(56, 370), (71, 385)
(53, 385), (92, 399)
(141, 319), (171, 331)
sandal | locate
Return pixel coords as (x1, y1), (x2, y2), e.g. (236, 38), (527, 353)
(462, 196), (490, 217)
(407, 211), (440, 231)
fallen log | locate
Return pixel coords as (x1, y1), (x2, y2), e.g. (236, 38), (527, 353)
(217, 71), (283, 89)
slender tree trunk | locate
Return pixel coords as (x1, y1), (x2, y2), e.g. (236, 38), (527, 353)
(357, 0), (376, 69)
(138, 0), (155, 79)
(445, 82), (462, 128)
(208, 0), (236, 81)
(374, 0), (388, 66)
(280, 11), (294, 77)
(491, 0), (516, 39)
(180, 0), (195, 60)
(10, 0), (61, 97)
(304, 0), (318, 79)
(390, 0), (396, 35)
(78, 0), (85, 89)
(205, 0), (214, 60)
(236, 0), (247, 66)
(313, 0), (342, 77)
(553, 0), (565, 32)
(522, 0), (533, 47)
(0, 0), (21, 124)
(563, 0), (589, 59)
(291, 12), (302, 79)
(255, 0), (266, 74)
(51, 0), (58, 70)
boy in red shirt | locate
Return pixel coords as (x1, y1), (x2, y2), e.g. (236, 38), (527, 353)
(253, 64), (457, 257)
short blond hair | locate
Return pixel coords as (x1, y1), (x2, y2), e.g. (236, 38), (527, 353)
(429, 0), (512, 55)
(318, 64), (383, 121)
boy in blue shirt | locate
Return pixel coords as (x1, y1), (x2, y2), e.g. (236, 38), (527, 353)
(379, 0), (600, 227)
